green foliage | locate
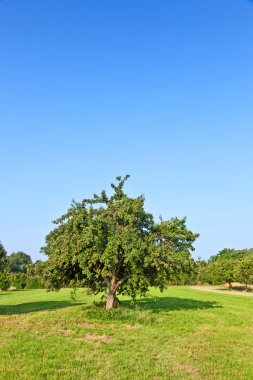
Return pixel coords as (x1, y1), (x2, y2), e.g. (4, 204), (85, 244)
(209, 248), (239, 262)
(42, 176), (199, 307)
(10, 272), (27, 289)
(0, 242), (9, 290)
(203, 259), (235, 284)
(10, 261), (46, 290)
(168, 257), (196, 285)
(194, 248), (253, 286)
(192, 258), (208, 284)
(0, 242), (8, 272)
(26, 276), (45, 289)
(26, 260), (46, 277)
(234, 255), (253, 290)
(26, 260), (46, 289)
(0, 271), (10, 291)
(7, 251), (32, 273)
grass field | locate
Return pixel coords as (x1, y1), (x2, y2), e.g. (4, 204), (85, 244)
(0, 287), (253, 380)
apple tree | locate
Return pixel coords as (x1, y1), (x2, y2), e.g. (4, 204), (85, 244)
(42, 176), (199, 308)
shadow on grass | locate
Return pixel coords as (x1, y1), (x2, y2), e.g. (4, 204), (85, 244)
(0, 296), (221, 317)
(81, 296), (222, 324)
(0, 301), (84, 315)
(121, 296), (222, 312)
(217, 287), (252, 293)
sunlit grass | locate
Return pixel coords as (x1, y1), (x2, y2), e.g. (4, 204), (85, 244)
(0, 287), (253, 379)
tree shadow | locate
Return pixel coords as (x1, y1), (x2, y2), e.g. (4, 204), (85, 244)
(80, 296), (222, 324)
(121, 296), (222, 312)
(0, 296), (221, 317)
(217, 287), (252, 293)
(0, 301), (84, 315)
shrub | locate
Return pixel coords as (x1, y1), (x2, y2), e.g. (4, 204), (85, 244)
(10, 272), (27, 289)
(0, 272), (11, 291)
(26, 276), (45, 289)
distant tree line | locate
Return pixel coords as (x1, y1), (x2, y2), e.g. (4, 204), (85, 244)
(0, 243), (46, 290)
(168, 248), (253, 291)
(192, 248), (253, 291)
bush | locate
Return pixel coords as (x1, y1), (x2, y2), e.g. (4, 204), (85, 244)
(10, 272), (27, 289)
(26, 276), (45, 289)
(0, 272), (11, 291)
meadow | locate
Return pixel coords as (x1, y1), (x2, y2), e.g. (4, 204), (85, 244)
(0, 287), (253, 380)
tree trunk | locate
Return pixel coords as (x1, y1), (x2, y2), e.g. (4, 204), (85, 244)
(106, 290), (116, 309)
(245, 283), (248, 292)
(105, 274), (130, 309)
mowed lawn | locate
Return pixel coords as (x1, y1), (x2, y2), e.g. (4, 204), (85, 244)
(0, 287), (253, 380)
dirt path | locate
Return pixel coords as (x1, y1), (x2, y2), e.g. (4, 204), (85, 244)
(188, 285), (253, 297)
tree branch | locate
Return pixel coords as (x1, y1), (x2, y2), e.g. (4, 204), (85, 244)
(115, 274), (131, 289)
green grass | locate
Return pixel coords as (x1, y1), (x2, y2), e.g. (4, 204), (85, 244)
(1, 287), (253, 379)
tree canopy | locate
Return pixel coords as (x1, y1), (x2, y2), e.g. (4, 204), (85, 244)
(0, 242), (10, 291)
(42, 176), (199, 308)
(209, 248), (247, 263)
(0, 242), (8, 272)
(234, 255), (253, 291)
(194, 248), (253, 288)
(8, 252), (32, 273)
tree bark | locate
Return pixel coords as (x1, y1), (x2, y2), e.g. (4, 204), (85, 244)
(106, 290), (116, 309)
(105, 274), (130, 309)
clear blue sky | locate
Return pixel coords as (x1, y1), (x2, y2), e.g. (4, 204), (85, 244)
(1, 0), (253, 261)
